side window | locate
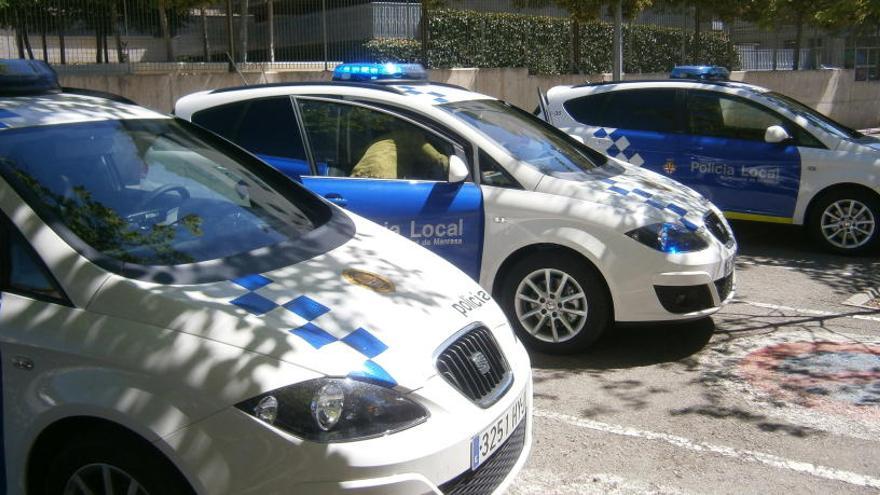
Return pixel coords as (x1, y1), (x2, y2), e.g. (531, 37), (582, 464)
(298, 100), (455, 181)
(565, 90), (679, 132)
(192, 101), (246, 140)
(603, 90), (679, 132)
(687, 91), (821, 146)
(479, 150), (521, 189)
(236, 97), (307, 162)
(1, 223), (66, 303)
(563, 92), (612, 127)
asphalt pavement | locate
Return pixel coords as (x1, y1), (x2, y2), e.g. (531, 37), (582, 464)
(509, 220), (880, 495)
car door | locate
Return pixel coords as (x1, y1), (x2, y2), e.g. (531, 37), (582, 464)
(561, 88), (685, 171)
(295, 98), (485, 280)
(680, 90), (804, 219)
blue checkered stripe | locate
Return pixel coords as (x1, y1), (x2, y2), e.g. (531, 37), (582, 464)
(602, 178), (700, 231)
(397, 85), (449, 103)
(592, 127), (645, 167)
(229, 274), (397, 387)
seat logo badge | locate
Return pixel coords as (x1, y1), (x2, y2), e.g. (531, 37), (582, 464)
(470, 351), (491, 375)
(342, 269), (395, 294)
(664, 158), (677, 175)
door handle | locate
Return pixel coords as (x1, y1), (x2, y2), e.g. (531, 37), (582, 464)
(324, 193), (348, 208)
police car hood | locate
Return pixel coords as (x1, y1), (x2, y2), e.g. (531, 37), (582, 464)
(535, 161), (715, 230)
(87, 214), (509, 392)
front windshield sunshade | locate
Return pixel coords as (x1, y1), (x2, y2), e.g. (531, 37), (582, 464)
(441, 100), (606, 180)
(0, 118), (349, 281)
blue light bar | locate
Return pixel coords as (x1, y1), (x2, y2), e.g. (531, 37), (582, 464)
(332, 63), (427, 82)
(0, 59), (60, 95)
(670, 65), (730, 81)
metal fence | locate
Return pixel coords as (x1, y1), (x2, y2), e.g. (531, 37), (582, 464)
(0, 0), (873, 74)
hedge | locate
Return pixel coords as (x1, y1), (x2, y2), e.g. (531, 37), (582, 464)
(364, 9), (740, 75)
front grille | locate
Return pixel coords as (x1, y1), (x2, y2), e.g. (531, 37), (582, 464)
(704, 211), (733, 246)
(439, 420), (527, 495)
(715, 273), (734, 302)
(436, 326), (512, 408)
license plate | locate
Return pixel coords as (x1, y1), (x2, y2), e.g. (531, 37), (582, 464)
(470, 389), (527, 470)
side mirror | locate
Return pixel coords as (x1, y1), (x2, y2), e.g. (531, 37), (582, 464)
(765, 125), (791, 144)
(448, 155), (470, 183)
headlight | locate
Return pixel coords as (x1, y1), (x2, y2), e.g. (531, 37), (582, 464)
(236, 378), (429, 442)
(626, 222), (709, 253)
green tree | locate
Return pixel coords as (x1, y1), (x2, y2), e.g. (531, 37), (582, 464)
(513, 0), (652, 73)
(655, 0), (743, 63)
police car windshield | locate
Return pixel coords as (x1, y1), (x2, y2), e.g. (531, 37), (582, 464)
(763, 92), (863, 140)
(0, 118), (332, 270)
(441, 100), (605, 179)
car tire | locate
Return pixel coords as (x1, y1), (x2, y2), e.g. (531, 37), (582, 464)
(808, 188), (880, 256)
(34, 427), (194, 495)
(499, 251), (611, 354)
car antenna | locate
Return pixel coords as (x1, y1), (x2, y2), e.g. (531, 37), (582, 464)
(225, 52), (249, 86)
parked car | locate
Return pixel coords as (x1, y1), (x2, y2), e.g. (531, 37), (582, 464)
(541, 70), (880, 255)
(0, 59), (532, 495)
(175, 63), (738, 354)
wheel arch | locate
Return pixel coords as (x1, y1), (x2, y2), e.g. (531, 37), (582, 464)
(26, 415), (196, 495)
(803, 182), (880, 226)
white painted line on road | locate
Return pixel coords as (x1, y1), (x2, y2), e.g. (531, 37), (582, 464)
(535, 409), (880, 490)
(736, 299), (880, 323)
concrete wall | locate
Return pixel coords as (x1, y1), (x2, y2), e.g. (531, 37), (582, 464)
(60, 68), (880, 129)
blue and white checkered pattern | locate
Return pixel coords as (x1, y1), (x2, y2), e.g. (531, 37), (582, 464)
(397, 85), (449, 103)
(602, 178), (700, 231)
(229, 275), (397, 387)
(592, 127), (645, 167)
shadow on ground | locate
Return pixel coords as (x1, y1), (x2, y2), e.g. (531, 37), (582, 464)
(730, 220), (880, 296)
(528, 317), (715, 371)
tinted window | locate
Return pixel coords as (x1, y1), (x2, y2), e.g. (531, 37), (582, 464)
(566, 89), (679, 132)
(298, 100), (454, 181)
(442, 100), (604, 181)
(191, 101), (245, 140)
(563, 92), (613, 127)
(0, 119), (320, 267)
(193, 97), (307, 162)
(237, 97), (307, 161)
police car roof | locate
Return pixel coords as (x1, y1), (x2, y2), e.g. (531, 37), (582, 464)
(206, 80), (478, 102)
(0, 92), (166, 130)
(569, 79), (768, 93)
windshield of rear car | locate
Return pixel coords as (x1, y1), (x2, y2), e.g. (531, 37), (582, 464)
(763, 92), (863, 140)
(0, 118), (349, 279)
(440, 99), (606, 180)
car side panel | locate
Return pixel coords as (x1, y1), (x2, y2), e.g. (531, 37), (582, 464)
(681, 135), (802, 218)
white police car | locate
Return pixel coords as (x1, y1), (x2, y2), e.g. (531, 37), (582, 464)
(175, 63), (738, 355)
(0, 60), (532, 494)
(542, 67), (880, 255)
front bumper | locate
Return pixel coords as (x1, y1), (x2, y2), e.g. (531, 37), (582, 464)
(158, 336), (533, 495)
(609, 238), (737, 323)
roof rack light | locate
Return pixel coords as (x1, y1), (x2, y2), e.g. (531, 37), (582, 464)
(670, 65), (730, 81)
(332, 63), (427, 82)
(0, 59), (60, 95)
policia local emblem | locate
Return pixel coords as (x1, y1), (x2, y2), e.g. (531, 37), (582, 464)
(342, 269), (395, 294)
(663, 158), (677, 175)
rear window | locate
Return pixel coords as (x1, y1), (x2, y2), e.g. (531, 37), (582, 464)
(0, 118), (352, 282)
